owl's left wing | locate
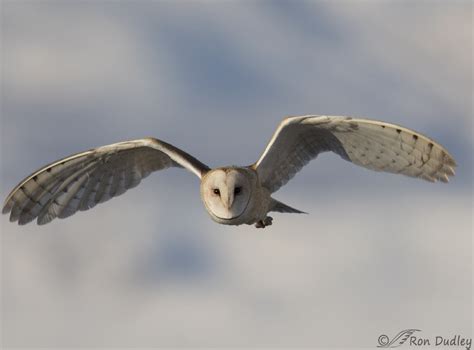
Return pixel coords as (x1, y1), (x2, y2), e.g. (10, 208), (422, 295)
(253, 115), (456, 193)
(3, 138), (209, 225)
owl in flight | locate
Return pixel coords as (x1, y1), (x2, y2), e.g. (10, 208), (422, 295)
(3, 116), (456, 228)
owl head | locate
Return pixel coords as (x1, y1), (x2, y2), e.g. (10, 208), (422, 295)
(200, 167), (252, 220)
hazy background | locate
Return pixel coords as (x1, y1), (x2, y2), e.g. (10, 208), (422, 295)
(1, 1), (472, 348)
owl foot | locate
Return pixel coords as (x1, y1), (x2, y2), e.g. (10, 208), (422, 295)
(255, 216), (273, 228)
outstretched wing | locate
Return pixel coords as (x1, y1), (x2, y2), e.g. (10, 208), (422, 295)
(3, 138), (210, 225)
(253, 116), (456, 193)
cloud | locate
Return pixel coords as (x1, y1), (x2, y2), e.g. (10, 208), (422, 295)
(1, 1), (471, 347)
(2, 190), (471, 346)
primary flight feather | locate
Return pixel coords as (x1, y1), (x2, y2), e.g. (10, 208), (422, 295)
(3, 115), (456, 228)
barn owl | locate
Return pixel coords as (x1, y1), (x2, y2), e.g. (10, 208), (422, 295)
(2, 116), (456, 228)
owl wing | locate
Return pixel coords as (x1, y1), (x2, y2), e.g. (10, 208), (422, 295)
(253, 115), (456, 193)
(3, 138), (210, 225)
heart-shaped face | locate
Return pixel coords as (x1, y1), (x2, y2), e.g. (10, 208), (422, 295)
(200, 168), (251, 220)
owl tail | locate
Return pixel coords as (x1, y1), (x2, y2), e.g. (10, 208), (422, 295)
(270, 199), (307, 214)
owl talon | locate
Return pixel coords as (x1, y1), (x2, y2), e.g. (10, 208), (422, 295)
(255, 216), (273, 228)
(263, 216), (273, 226)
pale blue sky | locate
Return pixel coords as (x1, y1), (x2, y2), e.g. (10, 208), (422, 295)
(1, 1), (472, 347)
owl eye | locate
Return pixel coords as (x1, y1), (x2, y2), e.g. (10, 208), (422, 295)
(234, 187), (242, 195)
(213, 188), (220, 195)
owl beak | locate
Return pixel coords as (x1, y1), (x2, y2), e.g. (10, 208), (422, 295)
(223, 191), (234, 209)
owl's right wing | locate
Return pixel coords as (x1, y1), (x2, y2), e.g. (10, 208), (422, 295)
(3, 138), (210, 225)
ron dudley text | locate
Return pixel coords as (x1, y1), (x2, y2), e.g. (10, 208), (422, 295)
(410, 335), (472, 350)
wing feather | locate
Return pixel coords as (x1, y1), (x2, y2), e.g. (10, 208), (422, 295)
(254, 116), (456, 193)
(3, 138), (209, 225)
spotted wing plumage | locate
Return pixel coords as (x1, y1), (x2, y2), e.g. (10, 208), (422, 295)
(3, 138), (209, 225)
(254, 115), (456, 193)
